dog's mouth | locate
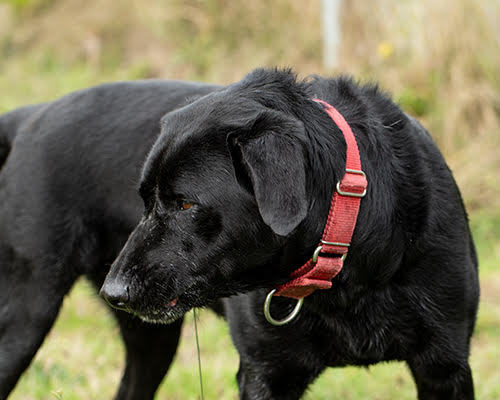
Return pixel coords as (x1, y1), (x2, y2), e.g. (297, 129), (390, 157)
(132, 284), (212, 324)
(130, 295), (187, 324)
(117, 273), (234, 324)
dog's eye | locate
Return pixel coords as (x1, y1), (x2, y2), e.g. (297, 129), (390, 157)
(173, 197), (195, 211)
(180, 201), (194, 211)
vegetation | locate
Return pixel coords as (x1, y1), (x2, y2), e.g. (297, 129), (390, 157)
(1, 0), (498, 398)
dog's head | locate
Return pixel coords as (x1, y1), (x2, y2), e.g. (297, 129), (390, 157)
(100, 70), (330, 323)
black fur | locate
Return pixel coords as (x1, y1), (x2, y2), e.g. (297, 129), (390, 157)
(0, 80), (220, 399)
(103, 69), (479, 399)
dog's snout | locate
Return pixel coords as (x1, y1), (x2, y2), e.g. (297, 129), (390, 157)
(100, 280), (130, 310)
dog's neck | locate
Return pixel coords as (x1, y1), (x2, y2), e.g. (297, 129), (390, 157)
(236, 72), (410, 300)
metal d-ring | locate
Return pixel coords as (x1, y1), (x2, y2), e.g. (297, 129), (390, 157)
(264, 289), (304, 326)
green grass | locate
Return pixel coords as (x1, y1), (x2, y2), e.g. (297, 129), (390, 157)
(0, 54), (152, 113)
(7, 213), (500, 400)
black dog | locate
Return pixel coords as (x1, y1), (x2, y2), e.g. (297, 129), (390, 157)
(102, 68), (480, 399)
(0, 80), (220, 399)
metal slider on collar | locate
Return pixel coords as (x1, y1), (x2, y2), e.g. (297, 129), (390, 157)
(336, 169), (367, 198)
(312, 240), (349, 263)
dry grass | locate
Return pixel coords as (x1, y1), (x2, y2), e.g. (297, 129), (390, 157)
(1, 0), (498, 212)
(341, 1), (500, 212)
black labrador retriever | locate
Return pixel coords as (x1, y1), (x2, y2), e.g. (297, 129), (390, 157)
(101, 68), (479, 400)
(0, 80), (220, 399)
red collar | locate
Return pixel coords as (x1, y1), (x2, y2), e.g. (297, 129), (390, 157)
(274, 99), (368, 299)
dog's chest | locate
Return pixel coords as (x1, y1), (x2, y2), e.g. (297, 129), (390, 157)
(303, 290), (419, 366)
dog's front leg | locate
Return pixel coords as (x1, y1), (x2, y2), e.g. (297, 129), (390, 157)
(226, 294), (326, 400)
(408, 358), (475, 400)
(236, 357), (324, 400)
(112, 312), (184, 400)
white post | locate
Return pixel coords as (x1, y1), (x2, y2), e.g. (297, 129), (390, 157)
(322, 0), (341, 70)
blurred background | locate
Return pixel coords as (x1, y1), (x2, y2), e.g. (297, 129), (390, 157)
(1, 0), (499, 399)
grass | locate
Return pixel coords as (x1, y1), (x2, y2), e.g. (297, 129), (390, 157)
(7, 213), (500, 400)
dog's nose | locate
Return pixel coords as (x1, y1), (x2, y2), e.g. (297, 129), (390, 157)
(100, 281), (130, 310)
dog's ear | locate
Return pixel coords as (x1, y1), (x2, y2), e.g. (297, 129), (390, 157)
(227, 110), (308, 236)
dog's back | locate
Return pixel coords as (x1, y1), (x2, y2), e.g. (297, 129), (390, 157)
(0, 103), (45, 172)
